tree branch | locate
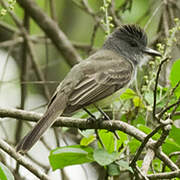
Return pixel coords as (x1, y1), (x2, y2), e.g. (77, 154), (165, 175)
(0, 139), (51, 180)
(153, 58), (169, 121)
(147, 169), (180, 179)
(0, 107), (178, 172)
(141, 149), (155, 175)
(16, 0), (81, 66)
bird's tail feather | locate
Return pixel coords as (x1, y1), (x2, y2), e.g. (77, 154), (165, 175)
(16, 95), (67, 154)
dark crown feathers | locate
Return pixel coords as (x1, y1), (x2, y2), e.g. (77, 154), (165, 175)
(113, 24), (147, 46)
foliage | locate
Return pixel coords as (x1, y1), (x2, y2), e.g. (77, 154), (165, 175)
(49, 145), (94, 170)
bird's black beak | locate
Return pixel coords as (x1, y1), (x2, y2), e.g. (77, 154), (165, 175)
(143, 47), (162, 57)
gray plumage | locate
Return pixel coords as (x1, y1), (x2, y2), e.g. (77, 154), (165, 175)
(16, 24), (161, 153)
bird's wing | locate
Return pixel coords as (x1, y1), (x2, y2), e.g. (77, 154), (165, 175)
(68, 59), (133, 107)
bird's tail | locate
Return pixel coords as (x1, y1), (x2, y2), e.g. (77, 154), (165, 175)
(16, 94), (67, 154)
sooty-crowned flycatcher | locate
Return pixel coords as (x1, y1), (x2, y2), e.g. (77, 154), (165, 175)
(16, 24), (161, 153)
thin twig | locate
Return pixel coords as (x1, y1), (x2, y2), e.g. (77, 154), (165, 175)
(169, 98), (180, 119)
(153, 58), (169, 121)
(169, 151), (180, 158)
(16, 0), (81, 66)
(167, 1), (175, 26)
(49, 0), (57, 22)
(162, 151), (180, 172)
(158, 97), (180, 119)
(130, 124), (163, 167)
(88, 22), (99, 54)
(80, 0), (106, 31)
(95, 129), (105, 149)
(0, 139), (51, 180)
(162, 80), (180, 111)
(16, 10), (29, 143)
(147, 169), (180, 179)
(162, 2), (169, 37)
(154, 126), (171, 149)
(26, 153), (50, 171)
(134, 165), (149, 180)
(130, 119), (172, 167)
(155, 148), (178, 171)
(109, 0), (121, 27)
(15, 10), (30, 174)
(0, 21), (18, 34)
(0, 0), (51, 100)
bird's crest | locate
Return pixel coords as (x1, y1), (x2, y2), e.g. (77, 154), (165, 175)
(114, 24), (147, 46)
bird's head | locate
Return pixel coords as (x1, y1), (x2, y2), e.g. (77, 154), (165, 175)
(103, 24), (161, 65)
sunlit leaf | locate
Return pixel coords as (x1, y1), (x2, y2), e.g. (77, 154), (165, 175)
(163, 138), (180, 154)
(120, 88), (136, 100)
(170, 59), (180, 97)
(169, 125), (180, 146)
(80, 135), (96, 146)
(98, 130), (115, 153)
(49, 145), (94, 170)
(133, 96), (144, 108)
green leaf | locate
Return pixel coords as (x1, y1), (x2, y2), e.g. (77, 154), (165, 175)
(98, 130), (127, 153)
(93, 149), (119, 166)
(162, 138), (180, 154)
(107, 163), (120, 176)
(98, 130), (115, 153)
(120, 88), (136, 100)
(49, 145), (94, 170)
(152, 159), (162, 173)
(136, 160), (143, 167)
(80, 135), (96, 146)
(128, 138), (141, 153)
(116, 131), (128, 149)
(133, 96), (144, 108)
(137, 124), (152, 133)
(169, 125), (180, 146)
(0, 162), (14, 180)
(133, 114), (145, 126)
(170, 59), (180, 97)
(116, 160), (133, 172)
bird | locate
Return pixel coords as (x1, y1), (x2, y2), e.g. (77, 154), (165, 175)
(16, 24), (161, 154)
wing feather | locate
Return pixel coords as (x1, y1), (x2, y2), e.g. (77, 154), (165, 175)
(69, 61), (133, 107)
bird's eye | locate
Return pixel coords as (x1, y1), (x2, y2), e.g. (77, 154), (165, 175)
(130, 41), (138, 47)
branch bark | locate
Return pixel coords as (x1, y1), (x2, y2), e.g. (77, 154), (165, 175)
(0, 107), (179, 172)
(0, 139), (51, 180)
(16, 0), (81, 66)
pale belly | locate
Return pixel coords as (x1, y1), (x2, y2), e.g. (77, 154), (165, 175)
(87, 86), (127, 109)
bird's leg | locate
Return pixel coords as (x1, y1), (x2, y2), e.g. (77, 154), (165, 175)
(82, 107), (104, 148)
(93, 104), (120, 140)
(93, 104), (110, 121)
(82, 107), (96, 122)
